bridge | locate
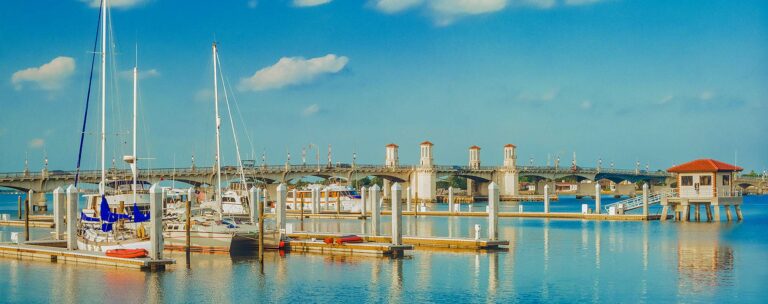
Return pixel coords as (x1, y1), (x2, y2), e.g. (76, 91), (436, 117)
(3, 142), (761, 205)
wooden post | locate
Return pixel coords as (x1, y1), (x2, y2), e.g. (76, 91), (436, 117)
(705, 204), (713, 222)
(694, 204), (700, 221)
(488, 182), (499, 241)
(185, 199), (191, 251)
(735, 205), (743, 221)
(53, 187), (65, 240)
(300, 191), (305, 223)
(660, 204), (669, 221)
(66, 185), (78, 250)
(370, 184), (381, 236)
(391, 183), (402, 246)
(17, 195), (21, 219)
(725, 205), (733, 221)
(258, 188), (265, 262)
(713, 205), (721, 222)
(682, 204), (690, 222)
(25, 191), (31, 242)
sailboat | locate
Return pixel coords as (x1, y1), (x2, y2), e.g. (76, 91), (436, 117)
(162, 43), (281, 252)
(76, 0), (151, 252)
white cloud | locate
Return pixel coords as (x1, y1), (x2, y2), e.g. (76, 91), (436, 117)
(83, 0), (148, 9)
(11, 56), (75, 91)
(194, 89), (213, 102)
(373, 0), (424, 13)
(247, 0), (258, 8)
(28, 138), (45, 149)
(119, 68), (160, 80)
(239, 54), (349, 91)
(302, 104), (320, 117)
(699, 91), (714, 101)
(293, 0), (332, 7)
(580, 100), (593, 109)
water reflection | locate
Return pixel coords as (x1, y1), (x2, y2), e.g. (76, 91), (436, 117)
(676, 224), (735, 294)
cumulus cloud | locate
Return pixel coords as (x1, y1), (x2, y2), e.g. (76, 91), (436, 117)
(302, 104), (320, 117)
(119, 68), (160, 80)
(580, 100), (593, 109)
(28, 138), (45, 149)
(82, 0), (148, 9)
(11, 56), (75, 91)
(373, 0), (424, 13)
(293, 0), (332, 7)
(239, 54), (349, 91)
(371, 0), (608, 25)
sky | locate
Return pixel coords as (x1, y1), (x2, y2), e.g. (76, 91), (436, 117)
(0, 0), (766, 175)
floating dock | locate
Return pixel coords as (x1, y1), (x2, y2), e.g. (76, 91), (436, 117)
(288, 232), (508, 250)
(0, 241), (174, 270)
(0, 219), (54, 228)
(285, 239), (413, 256)
(283, 210), (660, 221)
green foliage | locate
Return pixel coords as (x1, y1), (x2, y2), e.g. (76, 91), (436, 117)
(437, 176), (467, 189)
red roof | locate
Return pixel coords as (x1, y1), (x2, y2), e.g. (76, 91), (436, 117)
(386, 143), (399, 148)
(504, 144), (516, 148)
(667, 159), (743, 173)
(469, 145), (481, 150)
(420, 141), (433, 146)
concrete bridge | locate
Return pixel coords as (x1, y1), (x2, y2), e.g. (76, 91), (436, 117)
(0, 142), (689, 205)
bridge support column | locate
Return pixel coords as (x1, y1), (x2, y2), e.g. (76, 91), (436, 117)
(500, 169), (519, 197)
(53, 187), (65, 240)
(66, 185), (78, 250)
(414, 168), (436, 203)
(466, 179), (474, 196)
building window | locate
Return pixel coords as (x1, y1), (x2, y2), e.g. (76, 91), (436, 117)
(700, 175), (712, 186)
(722, 175), (730, 185)
(681, 176), (693, 186)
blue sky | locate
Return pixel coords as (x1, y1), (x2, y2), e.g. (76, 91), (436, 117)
(0, 0), (766, 174)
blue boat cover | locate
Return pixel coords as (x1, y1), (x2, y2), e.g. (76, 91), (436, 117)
(133, 203), (150, 223)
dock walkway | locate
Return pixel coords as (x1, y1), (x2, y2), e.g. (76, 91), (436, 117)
(288, 232), (508, 250)
(0, 241), (174, 270)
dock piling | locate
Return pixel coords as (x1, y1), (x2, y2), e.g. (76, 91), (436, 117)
(360, 186), (367, 216)
(277, 183), (287, 232)
(249, 187), (258, 224)
(544, 185), (550, 213)
(53, 187), (65, 240)
(595, 184), (601, 214)
(448, 186), (454, 213)
(258, 187), (265, 262)
(474, 224), (480, 240)
(370, 184), (381, 236)
(488, 182), (499, 241)
(66, 185), (78, 250)
(187, 187), (195, 251)
(642, 184), (649, 217)
(391, 183), (402, 246)
(149, 183), (164, 260)
(17, 195), (21, 219)
(25, 190), (31, 241)
(406, 186), (412, 212)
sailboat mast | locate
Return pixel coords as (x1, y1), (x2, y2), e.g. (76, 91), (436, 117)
(132, 64), (137, 205)
(100, 0), (107, 195)
(213, 42), (222, 205)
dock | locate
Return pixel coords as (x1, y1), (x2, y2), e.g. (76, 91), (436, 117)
(282, 210), (659, 221)
(288, 232), (508, 250)
(285, 239), (413, 256)
(0, 241), (174, 270)
(0, 219), (55, 228)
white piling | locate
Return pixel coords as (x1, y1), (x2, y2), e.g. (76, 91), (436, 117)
(276, 183), (287, 232)
(360, 186), (367, 216)
(53, 187), (65, 240)
(544, 184), (550, 213)
(292, 189), (298, 211)
(642, 183), (649, 216)
(370, 184), (381, 236)
(595, 184), (601, 214)
(249, 187), (258, 224)
(474, 224), (481, 240)
(311, 188), (318, 214)
(322, 188), (329, 212)
(488, 182), (499, 241)
(391, 183), (403, 245)
(149, 183), (164, 260)
(406, 186), (412, 212)
(66, 185), (78, 250)
(448, 186), (454, 213)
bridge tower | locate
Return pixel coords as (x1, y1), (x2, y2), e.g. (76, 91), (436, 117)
(500, 144), (519, 196)
(385, 144), (399, 168)
(467, 146), (481, 196)
(411, 141), (436, 203)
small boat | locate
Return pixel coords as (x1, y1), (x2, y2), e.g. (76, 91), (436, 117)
(106, 248), (148, 258)
(287, 184), (363, 213)
(323, 235), (365, 245)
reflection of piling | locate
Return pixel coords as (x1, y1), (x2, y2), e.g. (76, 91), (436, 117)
(149, 184), (164, 261)
(488, 182), (499, 241)
(53, 187), (65, 240)
(370, 184), (381, 236)
(66, 185), (78, 250)
(391, 183), (403, 246)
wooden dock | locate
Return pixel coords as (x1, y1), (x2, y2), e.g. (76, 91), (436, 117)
(381, 210), (660, 221)
(0, 219), (55, 228)
(0, 241), (174, 270)
(287, 232), (508, 250)
(285, 239), (413, 256)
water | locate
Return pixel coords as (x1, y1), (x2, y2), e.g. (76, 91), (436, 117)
(1, 194), (767, 303)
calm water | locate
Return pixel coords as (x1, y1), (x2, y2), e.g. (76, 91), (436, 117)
(1, 194), (767, 303)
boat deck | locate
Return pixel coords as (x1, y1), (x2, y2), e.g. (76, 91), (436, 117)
(0, 240), (174, 270)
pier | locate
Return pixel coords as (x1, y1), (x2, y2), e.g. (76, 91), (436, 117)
(0, 241), (174, 270)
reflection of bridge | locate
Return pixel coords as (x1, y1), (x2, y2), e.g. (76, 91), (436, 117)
(0, 142), (763, 204)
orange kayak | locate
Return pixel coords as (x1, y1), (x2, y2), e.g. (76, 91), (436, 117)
(106, 248), (148, 258)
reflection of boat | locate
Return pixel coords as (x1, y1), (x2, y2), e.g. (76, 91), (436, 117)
(287, 184), (362, 212)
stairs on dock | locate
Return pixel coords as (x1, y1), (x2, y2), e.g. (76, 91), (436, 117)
(603, 190), (674, 213)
